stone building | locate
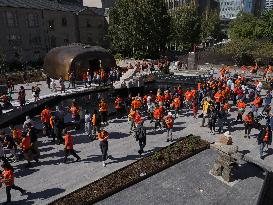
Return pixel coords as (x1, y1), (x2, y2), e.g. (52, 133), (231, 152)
(0, 0), (107, 63)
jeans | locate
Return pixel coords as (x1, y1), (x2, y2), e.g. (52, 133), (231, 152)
(167, 128), (173, 140)
(209, 119), (216, 132)
(260, 142), (266, 157)
(85, 122), (91, 135)
(100, 112), (108, 123)
(6, 185), (25, 202)
(138, 137), (146, 154)
(100, 141), (108, 161)
(64, 149), (80, 163)
(244, 124), (252, 136)
(154, 119), (162, 130)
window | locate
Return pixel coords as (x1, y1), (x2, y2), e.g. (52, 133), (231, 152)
(29, 36), (41, 46)
(86, 19), (91, 28)
(62, 17), (67, 26)
(48, 20), (55, 30)
(7, 34), (22, 46)
(50, 36), (56, 48)
(64, 38), (69, 44)
(27, 13), (39, 28)
(5, 11), (18, 27)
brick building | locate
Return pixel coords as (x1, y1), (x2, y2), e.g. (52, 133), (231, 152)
(0, 0), (107, 63)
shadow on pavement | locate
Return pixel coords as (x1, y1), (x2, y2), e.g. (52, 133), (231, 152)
(12, 187), (66, 205)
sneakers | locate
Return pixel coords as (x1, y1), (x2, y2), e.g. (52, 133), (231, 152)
(76, 158), (81, 162)
(166, 139), (170, 142)
(102, 161), (106, 167)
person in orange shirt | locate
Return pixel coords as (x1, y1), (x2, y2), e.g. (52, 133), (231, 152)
(82, 72), (88, 88)
(172, 95), (181, 118)
(131, 98), (142, 110)
(63, 129), (81, 163)
(115, 96), (125, 119)
(99, 99), (108, 125)
(237, 100), (246, 122)
(214, 90), (223, 111)
(134, 110), (142, 126)
(20, 132), (32, 167)
(41, 105), (51, 137)
(153, 105), (163, 132)
(70, 101), (80, 130)
(128, 108), (136, 132)
(164, 90), (171, 109)
(164, 112), (174, 142)
(185, 89), (193, 112)
(97, 129), (109, 167)
(0, 163), (26, 203)
(251, 94), (263, 115)
(244, 112), (254, 138)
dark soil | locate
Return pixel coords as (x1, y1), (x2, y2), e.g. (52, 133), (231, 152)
(50, 135), (209, 205)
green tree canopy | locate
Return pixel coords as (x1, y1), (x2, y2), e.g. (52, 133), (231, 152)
(201, 9), (222, 41)
(229, 12), (265, 40)
(108, 0), (170, 58)
(170, 4), (201, 51)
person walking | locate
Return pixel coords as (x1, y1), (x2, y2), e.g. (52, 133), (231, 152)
(0, 162), (27, 204)
(135, 122), (146, 155)
(41, 105), (51, 138)
(97, 129), (109, 167)
(84, 110), (92, 138)
(237, 99), (246, 122)
(172, 95), (181, 119)
(91, 109), (101, 140)
(19, 132), (33, 167)
(99, 99), (108, 125)
(257, 126), (272, 159)
(153, 105), (162, 133)
(164, 112), (174, 142)
(208, 106), (217, 135)
(63, 129), (81, 163)
(244, 112), (254, 138)
(115, 96), (125, 119)
(46, 75), (51, 89)
(0, 131), (18, 162)
(27, 124), (40, 164)
(70, 101), (80, 130)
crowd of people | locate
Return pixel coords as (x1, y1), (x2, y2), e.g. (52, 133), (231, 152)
(0, 64), (273, 203)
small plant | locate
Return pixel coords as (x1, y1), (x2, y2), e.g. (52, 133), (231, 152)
(174, 142), (182, 151)
(186, 135), (201, 152)
(152, 152), (163, 161)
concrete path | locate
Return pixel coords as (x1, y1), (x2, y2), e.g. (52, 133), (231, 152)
(0, 102), (272, 204)
(97, 149), (264, 205)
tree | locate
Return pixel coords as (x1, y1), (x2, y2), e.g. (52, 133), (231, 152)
(228, 13), (264, 40)
(170, 4), (201, 51)
(201, 9), (222, 41)
(108, 0), (170, 58)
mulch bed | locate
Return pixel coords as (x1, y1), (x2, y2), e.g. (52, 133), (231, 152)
(50, 135), (209, 205)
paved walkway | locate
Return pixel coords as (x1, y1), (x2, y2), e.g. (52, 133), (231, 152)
(97, 149), (264, 205)
(0, 101), (272, 204)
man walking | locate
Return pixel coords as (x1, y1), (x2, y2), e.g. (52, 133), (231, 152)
(97, 129), (109, 167)
(135, 122), (146, 155)
(63, 129), (81, 163)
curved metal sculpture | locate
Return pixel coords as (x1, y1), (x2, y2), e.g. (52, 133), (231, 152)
(43, 44), (116, 80)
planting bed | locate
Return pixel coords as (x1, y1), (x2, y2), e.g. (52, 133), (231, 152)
(50, 135), (209, 205)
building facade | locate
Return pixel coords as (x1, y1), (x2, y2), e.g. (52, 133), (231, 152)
(0, 0), (107, 62)
(219, 0), (256, 20)
(264, 0), (273, 11)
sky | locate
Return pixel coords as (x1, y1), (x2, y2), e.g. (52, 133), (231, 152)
(83, 0), (102, 8)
